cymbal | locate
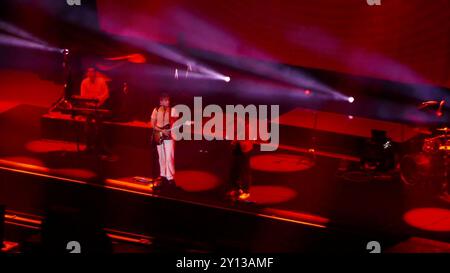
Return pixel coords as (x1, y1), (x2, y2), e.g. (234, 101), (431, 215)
(439, 146), (450, 151)
(431, 135), (450, 140)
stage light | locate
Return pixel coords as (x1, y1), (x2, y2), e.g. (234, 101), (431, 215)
(348, 115), (354, 120)
(360, 129), (395, 172)
(0, 20), (49, 46)
(62, 48), (69, 55)
(304, 89), (311, 95)
(0, 33), (61, 53)
(224, 76), (231, 82)
(348, 97), (355, 103)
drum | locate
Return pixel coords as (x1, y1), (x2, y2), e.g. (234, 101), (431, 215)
(400, 153), (447, 191)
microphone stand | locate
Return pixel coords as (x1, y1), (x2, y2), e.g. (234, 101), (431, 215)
(442, 128), (449, 199)
(49, 49), (71, 113)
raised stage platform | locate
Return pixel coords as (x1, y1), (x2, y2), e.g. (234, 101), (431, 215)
(1, 104), (450, 253)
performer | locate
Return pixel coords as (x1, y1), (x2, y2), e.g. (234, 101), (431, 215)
(80, 67), (109, 107)
(79, 67), (110, 156)
(151, 93), (176, 187)
(228, 131), (254, 201)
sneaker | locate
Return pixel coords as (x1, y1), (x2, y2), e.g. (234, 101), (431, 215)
(166, 179), (176, 187)
(238, 191), (250, 200)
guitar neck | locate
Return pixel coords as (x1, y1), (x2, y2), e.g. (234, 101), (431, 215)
(158, 121), (192, 131)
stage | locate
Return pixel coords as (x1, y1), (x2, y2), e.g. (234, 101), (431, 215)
(1, 102), (449, 252)
(2, 0), (450, 256)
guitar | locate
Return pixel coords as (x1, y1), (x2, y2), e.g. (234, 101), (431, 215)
(153, 120), (193, 144)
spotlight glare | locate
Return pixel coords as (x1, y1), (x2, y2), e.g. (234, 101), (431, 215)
(224, 76), (231, 82)
(348, 96), (355, 103)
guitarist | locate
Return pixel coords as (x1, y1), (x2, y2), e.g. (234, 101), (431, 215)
(151, 93), (177, 187)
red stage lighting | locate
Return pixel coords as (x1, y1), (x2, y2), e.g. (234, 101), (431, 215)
(404, 208), (450, 232)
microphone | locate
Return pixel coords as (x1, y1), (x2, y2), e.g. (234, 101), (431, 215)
(123, 82), (129, 95)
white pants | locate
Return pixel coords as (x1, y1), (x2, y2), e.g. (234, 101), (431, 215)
(156, 139), (175, 180)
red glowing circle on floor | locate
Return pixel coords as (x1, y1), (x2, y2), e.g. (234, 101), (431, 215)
(403, 208), (450, 232)
(248, 186), (297, 205)
(26, 139), (84, 153)
(250, 153), (315, 172)
(176, 170), (221, 192)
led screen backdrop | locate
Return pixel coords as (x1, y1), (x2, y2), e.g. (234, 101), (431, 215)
(97, 0), (450, 88)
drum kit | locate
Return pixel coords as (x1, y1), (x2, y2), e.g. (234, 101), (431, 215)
(400, 127), (450, 198)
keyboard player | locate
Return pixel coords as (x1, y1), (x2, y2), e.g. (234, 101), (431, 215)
(79, 67), (109, 108)
(77, 67), (111, 157)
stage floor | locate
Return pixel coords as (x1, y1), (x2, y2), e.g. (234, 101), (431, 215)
(1, 104), (450, 252)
